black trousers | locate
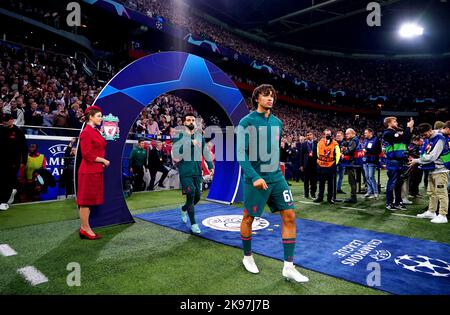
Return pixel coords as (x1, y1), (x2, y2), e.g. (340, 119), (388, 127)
(63, 167), (74, 196)
(317, 166), (336, 201)
(149, 166), (169, 190)
(347, 167), (357, 198)
(409, 167), (423, 197)
(132, 166), (145, 192)
(304, 166), (317, 198)
(292, 164), (301, 182)
(0, 164), (19, 204)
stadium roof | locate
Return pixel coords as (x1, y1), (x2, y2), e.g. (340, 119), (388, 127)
(184, 0), (450, 56)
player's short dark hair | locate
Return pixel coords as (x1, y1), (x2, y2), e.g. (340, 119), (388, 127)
(445, 120), (450, 129)
(182, 112), (196, 122)
(365, 128), (374, 134)
(251, 84), (277, 108)
(137, 139), (145, 143)
(417, 123), (432, 134)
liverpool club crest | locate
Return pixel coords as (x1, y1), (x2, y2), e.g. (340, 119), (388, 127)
(101, 113), (120, 141)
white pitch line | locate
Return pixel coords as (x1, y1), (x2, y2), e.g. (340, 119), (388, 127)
(340, 206), (365, 211)
(17, 266), (49, 286)
(391, 213), (420, 219)
(298, 202), (420, 218)
(297, 201), (317, 205)
(0, 244), (17, 257)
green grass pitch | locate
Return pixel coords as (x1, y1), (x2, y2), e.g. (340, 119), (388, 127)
(1, 171), (449, 295)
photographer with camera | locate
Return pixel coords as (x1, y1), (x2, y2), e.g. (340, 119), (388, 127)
(410, 123), (449, 224)
(382, 116), (414, 211)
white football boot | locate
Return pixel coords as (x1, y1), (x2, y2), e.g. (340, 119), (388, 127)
(242, 255), (259, 274)
(282, 262), (309, 283)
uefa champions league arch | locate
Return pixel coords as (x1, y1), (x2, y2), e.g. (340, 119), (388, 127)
(75, 51), (249, 228)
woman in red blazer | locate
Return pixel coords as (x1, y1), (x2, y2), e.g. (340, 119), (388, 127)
(77, 105), (110, 240)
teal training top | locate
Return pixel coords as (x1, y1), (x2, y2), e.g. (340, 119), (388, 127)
(129, 147), (147, 169)
(237, 110), (284, 184)
(173, 130), (213, 178)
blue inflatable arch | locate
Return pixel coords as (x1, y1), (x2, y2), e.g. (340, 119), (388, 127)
(77, 52), (249, 228)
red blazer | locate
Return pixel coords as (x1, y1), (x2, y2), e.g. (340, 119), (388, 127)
(79, 124), (106, 174)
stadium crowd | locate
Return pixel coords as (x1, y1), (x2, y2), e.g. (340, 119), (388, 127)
(119, 0), (450, 106)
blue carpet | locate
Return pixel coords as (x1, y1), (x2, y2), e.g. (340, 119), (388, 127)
(135, 203), (450, 295)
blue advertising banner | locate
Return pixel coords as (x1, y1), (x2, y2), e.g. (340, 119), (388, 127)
(24, 135), (135, 202)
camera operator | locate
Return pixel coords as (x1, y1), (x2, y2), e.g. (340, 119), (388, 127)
(411, 123), (449, 224)
(382, 116), (414, 211)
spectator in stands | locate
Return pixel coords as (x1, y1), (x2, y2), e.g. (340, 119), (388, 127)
(135, 116), (148, 139)
(42, 104), (54, 128)
(24, 101), (43, 134)
(52, 103), (69, 134)
(148, 116), (160, 135)
(7, 99), (25, 126)
(68, 102), (83, 129)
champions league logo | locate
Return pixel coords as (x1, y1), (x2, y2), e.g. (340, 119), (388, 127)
(394, 255), (450, 278)
(101, 113), (120, 141)
(370, 250), (391, 262)
(202, 215), (270, 232)
(47, 144), (68, 177)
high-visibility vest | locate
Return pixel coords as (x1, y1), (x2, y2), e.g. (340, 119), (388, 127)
(26, 154), (45, 180)
(341, 136), (364, 167)
(384, 142), (408, 161)
(419, 134), (450, 170)
(317, 138), (338, 168)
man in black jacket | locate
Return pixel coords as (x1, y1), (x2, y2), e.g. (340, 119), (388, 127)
(0, 113), (28, 210)
(300, 132), (317, 199)
(147, 141), (169, 190)
(341, 129), (361, 203)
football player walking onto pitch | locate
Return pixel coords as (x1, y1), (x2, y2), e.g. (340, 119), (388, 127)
(237, 84), (309, 283)
(172, 112), (214, 234)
